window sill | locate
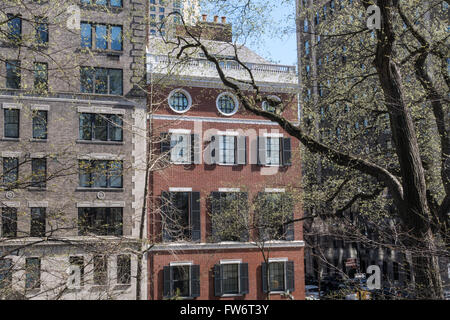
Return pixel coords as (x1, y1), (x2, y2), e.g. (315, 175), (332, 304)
(221, 294), (245, 297)
(269, 291), (288, 295)
(76, 187), (124, 192)
(30, 138), (48, 143)
(76, 139), (124, 145)
(1, 137), (20, 142)
(218, 163), (238, 166)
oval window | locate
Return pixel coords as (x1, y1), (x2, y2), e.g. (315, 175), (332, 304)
(217, 93), (238, 116)
(168, 89), (191, 113)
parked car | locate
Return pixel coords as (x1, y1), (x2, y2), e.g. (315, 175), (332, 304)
(305, 285), (324, 300)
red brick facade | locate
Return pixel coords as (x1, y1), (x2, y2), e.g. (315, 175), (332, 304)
(147, 84), (304, 300)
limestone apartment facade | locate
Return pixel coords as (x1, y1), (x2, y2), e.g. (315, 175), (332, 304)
(146, 19), (305, 300)
(0, 0), (147, 299)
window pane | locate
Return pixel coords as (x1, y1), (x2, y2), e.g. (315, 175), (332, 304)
(93, 114), (107, 140)
(3, 157), (18, 185)
(266, 138), (280, 165)
(0, 259), (13, 290)
(32, 110), (47, 139)
(218, 95), (236, 114)
(95, 0), (107, 5)
(4, 109), (19, 138)
(78, 160), (91, 187)
(25, 258), (40, 289)
(92, 161), (108, 187)
(110, 0), (122, 7)
(35, 18), (48, 44)
(172, 266), (190, 296)
(79, 113), (92, 140)
(69, 256), (84, 286)
(95, 68), (108, 94)
(269, 262), (285, 291)
(81, 23), (92, 48)
(6, 61), (20, 89)
(95, 25), (107, 49)
(108, 115), (123, 141)
(108, 161), (123, 188)
(1, 207), (17, 238)
(110, 26), (122, 51)
(222, 264), (239, 294)
(34, 63), (48, 92)
(108, 69), (122, 95)
(80, 67), (94, 93)
(169, 92), (189, 112)
(31, 158), (46, 188)
(7, 14), (21, 41)
(30, 208), (46, 237)
(93, 255), (107, 285)
(170, 134), (189, 163)
(220, 135), (235, 164)
(117, 255), (131, 284)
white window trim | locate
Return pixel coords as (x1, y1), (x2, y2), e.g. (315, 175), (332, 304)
(265, 136), (282, 166)
(2, 151), (21, 158)
(262, 96), (281, 112)
(216, 92), (239, 116)
(267, 258), (289, 294)
(0, 201), (20, 208)
(170, 261), (193, 266)
(169, 129), (191, 134)
(76, 201), (125, 208)
(168, 89), (192, 114)
(264, 132), (283, 138)
(169, 187), (192, 192)
(218, 188), (240, 192)
(218, 135), (236, 165)
(220, 260), (242, 296)
(77, 106), (126, 115)
(217, 131), (239, 136)
(2, 103), (22, 110)
(31, 105), (50, 111)
(28, 201), (48, 208)
(265, 188), (285, 193)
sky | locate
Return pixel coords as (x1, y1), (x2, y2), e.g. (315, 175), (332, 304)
(201, 0), (298, 67)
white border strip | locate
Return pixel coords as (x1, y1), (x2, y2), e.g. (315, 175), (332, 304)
(170, 261), (193, 266)
(2, 103), (22, 110)
(220, 259), (242, 265)
(265, 188), (285, 193)
(169, 187), (193, 192)
(169, 129), (191, 134)
(268, 257), (289, 262)
(218, 188), (240, 192)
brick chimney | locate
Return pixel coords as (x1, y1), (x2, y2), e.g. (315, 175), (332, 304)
(176, 14), (233, 42)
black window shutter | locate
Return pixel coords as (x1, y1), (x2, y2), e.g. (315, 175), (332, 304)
(239, 192), (249, 242)
(191, 134), (201, 164)
(210, 192), (221, 242)
(190, 264), (200, 297)
(214, 264), (222, 296)
(239, 263), (249, 294)
(261, 262), (268, 293)
(205, 135), (218, 165)
(190, 192), (201, 242)
(282, 138), (292, 166)
(282, 193), (295, 241)
(286, 261), (295, 292)
(236, 136), (246, 165)
(161, 191), (173, 242)
(163, 266), (172, 298)
(160, 133), (171, 153)
(257, 136), (267, 165)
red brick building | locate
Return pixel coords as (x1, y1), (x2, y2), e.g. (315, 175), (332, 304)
(146, 18), (304, 300)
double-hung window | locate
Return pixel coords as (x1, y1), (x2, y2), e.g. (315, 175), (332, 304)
(78, 207), (123, 236)
(32, 110), (48, 139)
(30, 208), (46, 237)
(7, 14), (21, 42)
(170, 134), (190, 164)
(6, 61), (21, 89)
(79, 113), (123, 141)
(31, 158), (46, 188)
(262, 260), (295, 294)
(163, 263), (200, 298)
(35, 17), (48, 45)
(219, 135), (235, 165)
(25, 258), (41, 290)
(34, 62), (48, 92)
(4, 108), (19, 138)
(0, 258), (13, 290)
(257, 136), (292, 166)
(93, 255), (108, 285)
(117, 255), (131, 285)
(1, 207), (17, 238)
(161, 191), (200, 242)
(80, 67), (123, 95)
(79, 160), (123, 189)
(3, 157), (18, 186)
(214, 261), (249, 296)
